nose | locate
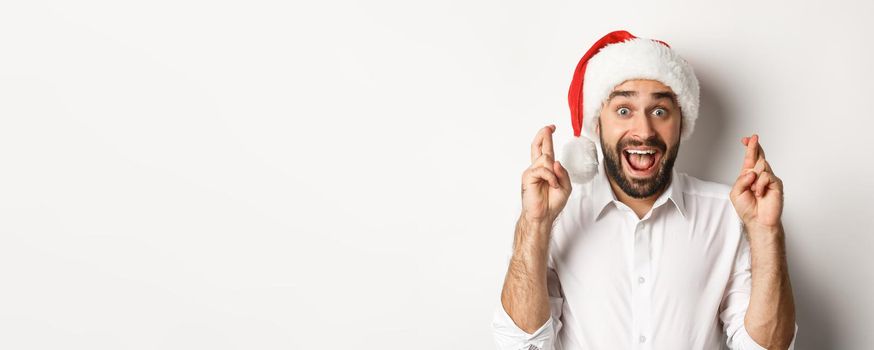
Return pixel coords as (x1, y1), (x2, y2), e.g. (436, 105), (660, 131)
(629, 111), (656, 141)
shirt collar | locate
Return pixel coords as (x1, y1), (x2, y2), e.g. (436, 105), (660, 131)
(591, 163), (687, 221)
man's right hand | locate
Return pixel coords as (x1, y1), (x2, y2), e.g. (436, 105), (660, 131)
(521, 124), (572, 227)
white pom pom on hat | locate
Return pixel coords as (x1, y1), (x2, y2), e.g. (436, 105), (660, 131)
(561, 30), (700, 184)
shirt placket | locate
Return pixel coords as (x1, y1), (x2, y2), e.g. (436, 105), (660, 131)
(632, 218), (652, 350)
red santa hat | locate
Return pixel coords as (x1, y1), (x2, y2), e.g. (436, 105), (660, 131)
(561, 30), (700, 184)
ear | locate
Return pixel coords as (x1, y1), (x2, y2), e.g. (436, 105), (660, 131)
(596, 119), (601, 135)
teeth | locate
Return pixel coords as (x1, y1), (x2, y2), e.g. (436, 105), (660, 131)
(626, 149), (656, 155)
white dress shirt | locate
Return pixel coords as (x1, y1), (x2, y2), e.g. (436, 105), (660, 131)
(492, 163), (798, 350)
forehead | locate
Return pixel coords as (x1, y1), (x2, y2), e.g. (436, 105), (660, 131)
(606, 79), (677, 105)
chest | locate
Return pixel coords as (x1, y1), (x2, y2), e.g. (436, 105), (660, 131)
(551, 208), (739, 316)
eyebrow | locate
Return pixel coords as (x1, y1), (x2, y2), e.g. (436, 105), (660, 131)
(607, 90), (678, 106)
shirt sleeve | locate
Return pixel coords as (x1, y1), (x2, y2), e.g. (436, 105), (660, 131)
(719, 221), (798, 350)
(491, 252), (565, 350)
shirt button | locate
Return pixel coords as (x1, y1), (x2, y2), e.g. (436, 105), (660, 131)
(638, 276), (645, 284)
(639, 335), (646, 343)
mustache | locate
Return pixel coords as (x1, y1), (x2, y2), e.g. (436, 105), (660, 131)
(615, 136), (667, 153)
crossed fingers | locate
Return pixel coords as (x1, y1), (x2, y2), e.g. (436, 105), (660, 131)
(526, 124), (565, 189)
(740, 134), (782, 197)
(741, 134), (771, 176)
(531, 124), (556, 164)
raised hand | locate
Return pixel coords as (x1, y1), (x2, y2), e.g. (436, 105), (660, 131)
(729, 134), (784, 230)
(521, 125), (572, 226)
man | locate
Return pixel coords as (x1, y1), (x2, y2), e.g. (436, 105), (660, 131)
(491, 31), (798, 349)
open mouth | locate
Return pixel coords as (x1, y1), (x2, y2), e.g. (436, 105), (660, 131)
(621, 147), (662, 177)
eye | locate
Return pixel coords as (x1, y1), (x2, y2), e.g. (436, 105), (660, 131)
(617, 107), (631, 117)
(652, 107), (667, 118)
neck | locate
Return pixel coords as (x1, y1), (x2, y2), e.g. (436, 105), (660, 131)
(606, 175), (670, 220)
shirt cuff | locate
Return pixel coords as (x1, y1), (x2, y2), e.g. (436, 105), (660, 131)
(733, 323), (798, 350)
(491, 301), (555, 350)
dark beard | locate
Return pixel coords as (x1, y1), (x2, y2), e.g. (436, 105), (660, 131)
(600, 132), (680, 199)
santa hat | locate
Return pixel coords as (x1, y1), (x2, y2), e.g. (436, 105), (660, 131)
(561, 30), (700, 184)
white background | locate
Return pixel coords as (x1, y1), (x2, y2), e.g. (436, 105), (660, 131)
(1, 0), (872, 349)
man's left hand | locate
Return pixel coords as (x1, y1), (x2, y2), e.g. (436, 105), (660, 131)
(730, 134), (784, 230)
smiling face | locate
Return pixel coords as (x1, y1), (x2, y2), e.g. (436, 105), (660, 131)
(596, 79), (683, 199)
